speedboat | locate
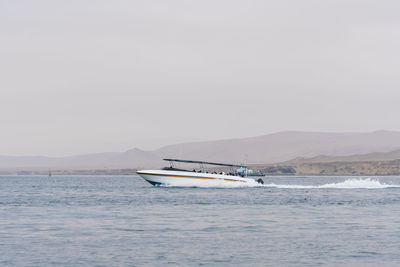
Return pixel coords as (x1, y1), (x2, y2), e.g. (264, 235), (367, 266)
(136, 158), (264, 187)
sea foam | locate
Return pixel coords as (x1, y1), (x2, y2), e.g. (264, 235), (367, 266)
(262, 178), (400, 189)
(162, 178), (400, 189)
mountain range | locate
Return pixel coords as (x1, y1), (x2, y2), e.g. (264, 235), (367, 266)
(1, 130), (400, 171)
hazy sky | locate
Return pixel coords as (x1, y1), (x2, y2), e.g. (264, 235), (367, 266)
(1, 0), (400, 156)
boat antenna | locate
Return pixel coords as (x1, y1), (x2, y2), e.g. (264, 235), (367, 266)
(242, 154), (248, 166)
(242, 155), (248, 177)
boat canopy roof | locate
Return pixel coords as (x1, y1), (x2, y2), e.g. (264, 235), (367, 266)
(163, 158), (247, 168)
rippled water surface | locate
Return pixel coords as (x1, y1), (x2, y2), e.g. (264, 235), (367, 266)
(1, 175), (400, 266)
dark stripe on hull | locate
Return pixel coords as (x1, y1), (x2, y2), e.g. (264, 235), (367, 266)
(137, 172), (245, 182)
(146, 180), (163, 186)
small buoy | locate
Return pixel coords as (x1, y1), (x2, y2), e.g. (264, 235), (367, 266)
(257, 178), (264, 184)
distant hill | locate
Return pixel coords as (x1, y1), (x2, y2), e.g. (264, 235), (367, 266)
(271, 149), (400, 176)
(155, 130), (400, 164)
(284, 149), (400, 165)
(1, 130), (400, 171)
(0, 148), (162, 171)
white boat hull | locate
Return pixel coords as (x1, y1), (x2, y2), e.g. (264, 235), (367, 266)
(137, 170), (257, 187)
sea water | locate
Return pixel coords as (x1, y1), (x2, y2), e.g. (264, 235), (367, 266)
(1, 175), (400, 266)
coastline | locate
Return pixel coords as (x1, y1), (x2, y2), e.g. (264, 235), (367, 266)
(1, 159), (399, 176)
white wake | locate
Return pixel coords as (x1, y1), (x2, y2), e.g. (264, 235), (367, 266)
(162, 178), (400, 189)
(262, 178), (400, 189)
